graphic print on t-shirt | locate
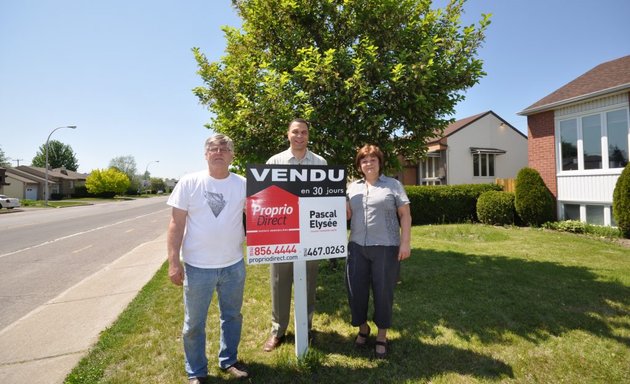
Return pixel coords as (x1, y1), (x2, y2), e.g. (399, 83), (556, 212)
(204, 191), (226, 217)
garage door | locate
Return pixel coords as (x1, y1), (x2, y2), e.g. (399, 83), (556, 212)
(26, 186), (38, 200)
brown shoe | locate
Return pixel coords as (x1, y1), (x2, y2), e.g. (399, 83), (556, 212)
(263, 335), (284, 352)
(222, 361), (249, 379)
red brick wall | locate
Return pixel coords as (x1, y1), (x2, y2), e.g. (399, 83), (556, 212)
(527, 111), (557, 198)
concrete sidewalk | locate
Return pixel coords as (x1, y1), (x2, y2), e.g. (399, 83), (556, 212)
(0, 233), (167, 384)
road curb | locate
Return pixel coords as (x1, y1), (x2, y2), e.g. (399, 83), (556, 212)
(0, 232), (167, 384)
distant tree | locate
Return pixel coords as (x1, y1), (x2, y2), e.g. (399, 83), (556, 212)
(0, 147), (10, 167)
(194, 0), (490, 173)
(109, 155), (138, 180)
(32, 140), (79, 171)
(149, 177), (166, 193)
(109, 155), (142, 194)
(85, 168), (130, 197)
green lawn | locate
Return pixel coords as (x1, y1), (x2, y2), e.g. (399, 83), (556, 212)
(20, 195), (156, 208)
(66, 224), (630, 383)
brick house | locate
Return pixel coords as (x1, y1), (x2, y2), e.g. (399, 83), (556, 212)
(519, 55), (630, 226)
(399, 111), (528, 186)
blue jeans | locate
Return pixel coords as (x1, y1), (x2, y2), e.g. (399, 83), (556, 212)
(183, 259), (245, 378)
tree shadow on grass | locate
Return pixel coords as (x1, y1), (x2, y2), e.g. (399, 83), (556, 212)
(306, 247), (630, 383)
(394, 250), (630, 347)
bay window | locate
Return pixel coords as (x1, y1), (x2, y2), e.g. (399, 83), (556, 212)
(558, 107), (629, 171)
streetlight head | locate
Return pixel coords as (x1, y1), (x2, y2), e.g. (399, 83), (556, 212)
(68, 125), (77, 129)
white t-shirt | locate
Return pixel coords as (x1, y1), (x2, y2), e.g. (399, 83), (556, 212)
(167, 170), (246, 268)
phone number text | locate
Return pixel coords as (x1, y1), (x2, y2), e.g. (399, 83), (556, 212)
(303, 245), (346, 257)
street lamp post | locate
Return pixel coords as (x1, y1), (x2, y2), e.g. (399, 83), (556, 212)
(45, 125), (77, 206)
(144, 160), (159, 194)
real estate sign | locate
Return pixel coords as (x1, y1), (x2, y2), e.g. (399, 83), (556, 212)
(245, 164), (347, 265)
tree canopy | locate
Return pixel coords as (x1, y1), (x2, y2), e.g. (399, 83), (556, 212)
(109, 155), (139, 181)
(86, 168), (131, 197)
(32, 140), (79, 171)
(194, 0), (490, 172)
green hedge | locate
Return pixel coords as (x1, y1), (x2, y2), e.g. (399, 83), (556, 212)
(477, 191), (516, 226)
(405, 183), (502, 225)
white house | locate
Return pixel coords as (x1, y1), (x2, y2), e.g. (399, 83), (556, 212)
(400, 111), (528, 186)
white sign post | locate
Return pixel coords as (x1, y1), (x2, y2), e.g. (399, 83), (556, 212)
(293, 260), (309, 357)
(245, 165), (347, 358)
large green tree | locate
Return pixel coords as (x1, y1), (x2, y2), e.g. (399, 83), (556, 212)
(194, 0), (490, 172)
(32, 140), (79, 171)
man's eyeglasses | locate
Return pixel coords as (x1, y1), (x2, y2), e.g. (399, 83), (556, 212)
(207, 147), (232, 154)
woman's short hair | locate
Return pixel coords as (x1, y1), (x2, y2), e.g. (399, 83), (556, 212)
(355, 144), (384, 175)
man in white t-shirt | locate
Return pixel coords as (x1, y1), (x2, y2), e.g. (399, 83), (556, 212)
(167, 134), (249, 383)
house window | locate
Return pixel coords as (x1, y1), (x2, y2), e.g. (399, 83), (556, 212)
(560, 119), (578, 170)
(473, 153), (495, 177)
(558, 107), (629, 171)
(420, 155), (442, 185)
(607, 109), (629, 168)
(563, 203), (610, 226)
(586, 205), (604, 226)
(563, 204), (580, 220)
(582, 114), (602, 169)
(423, 157), (437, 178)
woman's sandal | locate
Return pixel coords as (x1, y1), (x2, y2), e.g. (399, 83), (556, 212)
(354, 324), (371, 348)
(374, 340), (388, 359)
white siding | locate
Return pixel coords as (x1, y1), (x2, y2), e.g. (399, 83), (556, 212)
(557, 172), (621, 204)
(555, 93), (627, 117)
(447, 113), (528, 185)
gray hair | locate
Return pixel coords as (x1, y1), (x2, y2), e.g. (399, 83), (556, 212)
(204, 134), (234, 152)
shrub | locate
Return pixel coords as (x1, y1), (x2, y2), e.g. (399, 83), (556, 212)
(514, 167), (555, 227)
(543, 220), (585, 234)
(543, 220), (622, 238)
(50, 193), (64, 200)
(476, 191), (515, 225)
(86, 168), (131, 196)
(405, 183), (502, 225)
(612, 162), (630, 238)
(72, 185), (93, 198)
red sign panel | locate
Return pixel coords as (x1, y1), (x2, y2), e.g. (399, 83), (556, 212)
(246, 185), (300, 246)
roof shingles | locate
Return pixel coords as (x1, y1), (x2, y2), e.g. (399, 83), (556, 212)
(521, 55), (630, 115)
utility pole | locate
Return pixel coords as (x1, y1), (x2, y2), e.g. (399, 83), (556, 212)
(12, 158), (24, 166)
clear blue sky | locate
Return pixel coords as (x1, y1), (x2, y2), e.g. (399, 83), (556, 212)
(1, 0), (629, 179)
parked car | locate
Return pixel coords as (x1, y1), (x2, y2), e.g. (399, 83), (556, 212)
(0, 194), (20, 209)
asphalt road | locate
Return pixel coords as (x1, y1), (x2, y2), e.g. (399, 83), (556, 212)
(0, 197), (171, 330)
